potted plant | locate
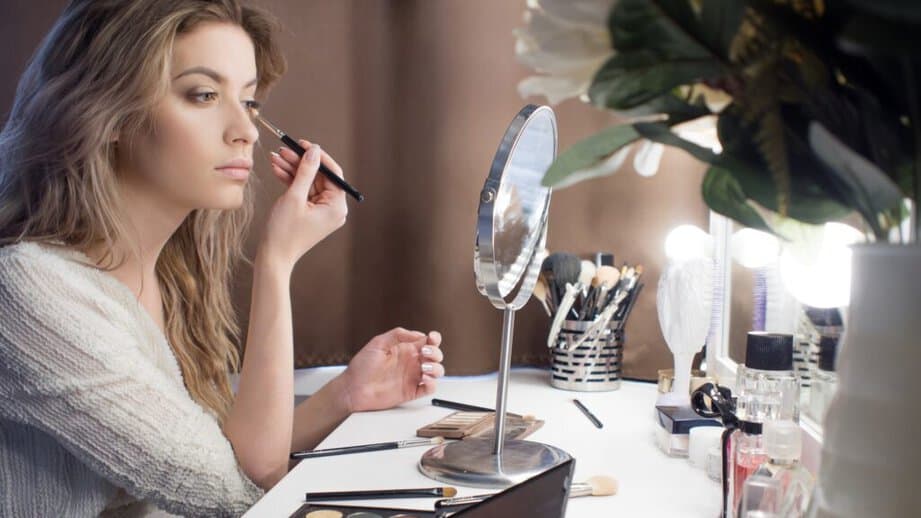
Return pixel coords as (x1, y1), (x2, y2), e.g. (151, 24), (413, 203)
(515, 1), (920, 516)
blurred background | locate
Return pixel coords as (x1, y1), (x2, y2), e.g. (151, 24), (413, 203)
(0, 0), (711, 379)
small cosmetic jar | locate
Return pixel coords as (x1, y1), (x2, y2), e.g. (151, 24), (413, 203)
(688, 426), (723, 469)
(706, 445), (722, 482)
(654, 405), (722, 457)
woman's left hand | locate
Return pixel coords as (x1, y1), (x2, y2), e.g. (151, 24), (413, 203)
(340, 327), (445, 413)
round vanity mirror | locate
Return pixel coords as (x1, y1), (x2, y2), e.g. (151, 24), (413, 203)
(420, 105), (570, 489)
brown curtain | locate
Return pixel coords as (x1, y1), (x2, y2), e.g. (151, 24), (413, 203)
(2, 0), (711, 380)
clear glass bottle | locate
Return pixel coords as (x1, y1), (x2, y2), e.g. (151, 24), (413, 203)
(729, 332), (798, 517)
(735, 333), (799, 423)
(741, 420), (814, 517)
(809, 336), (838, 423)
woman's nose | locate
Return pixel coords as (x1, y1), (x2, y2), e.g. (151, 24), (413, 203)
(226, 103), (259, 145)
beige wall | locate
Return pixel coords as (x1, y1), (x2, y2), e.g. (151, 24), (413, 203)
(1, 1), (712, 379)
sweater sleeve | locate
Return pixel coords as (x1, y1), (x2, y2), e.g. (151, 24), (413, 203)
(0, 251), (264, 517)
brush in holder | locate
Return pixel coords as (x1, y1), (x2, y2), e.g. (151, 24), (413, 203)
(550, 319), (623, 391)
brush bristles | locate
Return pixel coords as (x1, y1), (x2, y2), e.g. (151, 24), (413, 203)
(587, 475), (618, 496)
(431, 436), (445, 444)
(442, 487), (458, 497)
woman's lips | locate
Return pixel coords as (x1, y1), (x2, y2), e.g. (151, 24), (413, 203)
(216, 167), (250, 180)
(216, 158), (253, 181)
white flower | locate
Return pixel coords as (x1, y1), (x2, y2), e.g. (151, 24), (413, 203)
(514, 0), (617, 105)
(514, 0), (725, 180)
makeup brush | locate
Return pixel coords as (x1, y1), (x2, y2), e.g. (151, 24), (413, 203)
(290, 436), (444, 460)
(434, 475), (617, 511)
(543, 253), (581, 305)
(304, 487), (458, 501)
(569, 475), (619, 497)
(547, 282), (580, 348)
(532, 277), (552, 316)
(590, 265), (621, 318)
(578, 260), (596, 294)
(247, 107), (365, 202)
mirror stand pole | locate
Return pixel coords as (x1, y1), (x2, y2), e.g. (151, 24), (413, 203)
(492, 307), (516, 456)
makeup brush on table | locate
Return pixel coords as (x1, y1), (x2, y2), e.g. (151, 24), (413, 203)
(569, 475), (619, 497)
(305, 486), (458, 501)
(290, 436), (444, 460)
(434, 475), (617, 512)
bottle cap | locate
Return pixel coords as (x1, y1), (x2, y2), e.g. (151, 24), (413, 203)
(818, 335), (838, 371)
(744, 332), (793, 371)
(804, 307), (842, 327)
(764, 419), (802, 460)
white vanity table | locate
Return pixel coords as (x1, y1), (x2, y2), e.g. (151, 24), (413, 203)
(244, 367), (721, 517)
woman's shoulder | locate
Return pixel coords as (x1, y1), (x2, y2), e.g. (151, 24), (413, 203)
(0, 241), (100, 290)
(0, 241), (129, 317)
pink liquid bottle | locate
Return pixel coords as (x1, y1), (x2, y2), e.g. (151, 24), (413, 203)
(728, 332), (798, 517)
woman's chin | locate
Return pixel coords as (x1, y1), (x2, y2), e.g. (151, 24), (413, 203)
(200, 189), (246, 210)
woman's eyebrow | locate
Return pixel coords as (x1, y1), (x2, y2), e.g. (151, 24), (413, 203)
(173, 66), (258, 88)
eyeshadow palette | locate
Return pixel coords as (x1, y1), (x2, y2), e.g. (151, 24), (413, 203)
(289, 503), (435, 518)
(416, 411), (543, 440)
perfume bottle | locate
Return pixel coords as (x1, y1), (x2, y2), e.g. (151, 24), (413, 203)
(809, 336), (838, 422)
(741, 420), (814, 517)
(730, 332), (798, 516)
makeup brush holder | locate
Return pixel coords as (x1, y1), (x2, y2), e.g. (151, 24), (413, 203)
(550, 319), (623, 391)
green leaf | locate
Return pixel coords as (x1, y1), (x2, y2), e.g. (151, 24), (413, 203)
(633, 121), (720, 163)
(610, 0), (710, 59)
(542, 125), (641, 188)
(637, 116), (852, 224)
(716, 111), (853, 224)
(808, 122), (903, 237)
(698, 0), (745, 59)
(590, 52), (724, 110)
(702, 166), (773, 233)
(838, 13), (921, 57)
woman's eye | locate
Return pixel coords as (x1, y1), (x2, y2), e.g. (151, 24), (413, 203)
(243, 100), (262, 111)
(189, 91), (218, 103)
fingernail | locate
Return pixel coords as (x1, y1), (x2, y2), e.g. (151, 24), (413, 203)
(421, 363), (434, 373)
(270, 151), (280, 159)
(421, 346), (433, 356)
(308, 145), (321, 160)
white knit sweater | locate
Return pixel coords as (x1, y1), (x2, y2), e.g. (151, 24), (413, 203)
(0, 242), (264, 517)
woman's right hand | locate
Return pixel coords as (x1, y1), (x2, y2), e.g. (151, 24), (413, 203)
(260, 140), (348, 269)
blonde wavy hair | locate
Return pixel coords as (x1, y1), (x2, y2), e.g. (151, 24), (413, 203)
(0, 0), (286, 422)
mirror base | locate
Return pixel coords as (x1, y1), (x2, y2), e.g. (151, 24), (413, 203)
(418, 437), (571, 489)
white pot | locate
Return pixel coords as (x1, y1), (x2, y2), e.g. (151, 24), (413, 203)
(810, 244), (921, 517)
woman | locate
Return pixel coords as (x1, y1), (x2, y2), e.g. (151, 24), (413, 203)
(0, 1), (445, 516)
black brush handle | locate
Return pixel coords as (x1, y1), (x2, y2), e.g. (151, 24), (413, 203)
(304, 488), (447, 500)
(431, 398), (493, 413)
(279, 134), (365, 202)
(290, 441), (397, 460)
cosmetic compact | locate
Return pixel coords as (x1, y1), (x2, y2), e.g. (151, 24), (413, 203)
(654, 404), (723, 457)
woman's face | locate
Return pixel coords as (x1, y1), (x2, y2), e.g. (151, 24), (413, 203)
(118, 22), (260, 212)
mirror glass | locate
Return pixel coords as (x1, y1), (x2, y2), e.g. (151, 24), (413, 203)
(475, 105), (554, 307)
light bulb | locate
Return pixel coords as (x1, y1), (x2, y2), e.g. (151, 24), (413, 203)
(778, 222), (864, 308)
(731, 228), (780, 268)
(665, 224), (712, 262)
